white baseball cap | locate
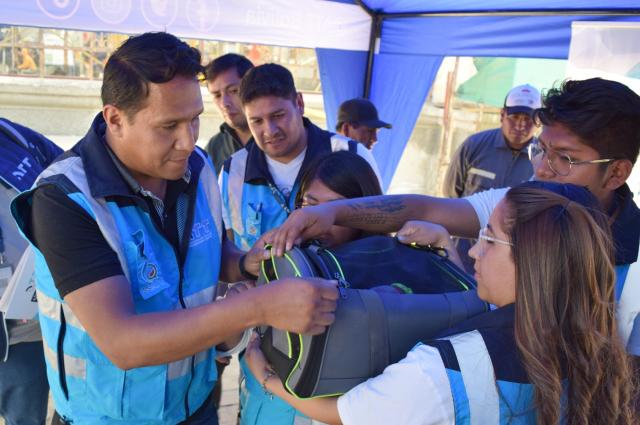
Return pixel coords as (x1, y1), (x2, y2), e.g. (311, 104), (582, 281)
(504, 84), (542, 116)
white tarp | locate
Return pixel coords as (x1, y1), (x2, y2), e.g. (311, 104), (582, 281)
(0, 247), (37, 320)
(567, 21), (640, 199)
(567, 21), (640, 92)
(0, 0), (371, 51)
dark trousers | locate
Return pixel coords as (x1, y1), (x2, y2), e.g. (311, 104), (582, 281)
(0, 341), (49, 425)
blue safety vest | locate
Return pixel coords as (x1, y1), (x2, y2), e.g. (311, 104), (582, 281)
(615, 263), (640, 354)
(425, 305), (537, 424)
(219, 118), (365, 251)
(11, 115), (223, 424)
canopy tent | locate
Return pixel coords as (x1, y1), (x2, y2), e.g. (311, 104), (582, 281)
(1, 0), (639, 189)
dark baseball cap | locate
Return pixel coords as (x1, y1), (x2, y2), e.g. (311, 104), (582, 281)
(337, 98), (392, 129)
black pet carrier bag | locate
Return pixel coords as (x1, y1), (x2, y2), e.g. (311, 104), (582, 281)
(257, 235), (488, 399)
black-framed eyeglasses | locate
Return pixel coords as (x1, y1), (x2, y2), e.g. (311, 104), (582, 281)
(527, 140), (616, 177)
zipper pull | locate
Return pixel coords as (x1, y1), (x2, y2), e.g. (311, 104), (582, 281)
(338, 286), (348, 299)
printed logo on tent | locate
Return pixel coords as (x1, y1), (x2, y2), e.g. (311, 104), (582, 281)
(141, 0), (179, 28)
(36, 0), (81, 20)
(246, 0), (321, 33)
(186, 0), (220, 32)
(91, 0), (132, 25)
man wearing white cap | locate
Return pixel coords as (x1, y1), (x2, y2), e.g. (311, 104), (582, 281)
(444, 84), (541, 271)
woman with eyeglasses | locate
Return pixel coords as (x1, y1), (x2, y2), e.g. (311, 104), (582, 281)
(239, 150), (383, 425)
(245, 182), (636, 425)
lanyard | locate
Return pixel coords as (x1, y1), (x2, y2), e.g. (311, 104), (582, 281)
(267, 182), (292, 215)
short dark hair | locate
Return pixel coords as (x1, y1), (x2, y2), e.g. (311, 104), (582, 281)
(535, 78), (640, 164)
(239, 63), (297, 105)
(295, 151), (382, 208)
(101, 32), (203, 117)
(204, 53), (253, 84)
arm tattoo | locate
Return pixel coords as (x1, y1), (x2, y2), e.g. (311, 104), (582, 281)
(344, 198), (407, 228)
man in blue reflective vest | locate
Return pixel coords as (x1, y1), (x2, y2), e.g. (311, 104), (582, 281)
(10, 32), (338, 425)
(219, 63), (381, 252)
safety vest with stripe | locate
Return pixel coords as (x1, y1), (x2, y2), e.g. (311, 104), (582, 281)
(425, 305), (536, 424)
(220, 121), (371, 251)
(11, 140), (223, 423)
(615, 262), (640, 354)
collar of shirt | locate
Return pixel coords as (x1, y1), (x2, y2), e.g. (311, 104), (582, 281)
(219, 122), (249, 150)
(243, 117), (333, 184)
(437, 303), (515, 339)
(611, 183), (640, 265)
(103, 143), (191, 221)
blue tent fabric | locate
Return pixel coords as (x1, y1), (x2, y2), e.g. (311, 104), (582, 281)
(315, 49), (368, 132)
(380, 15), (640, 59)
(357, 0), (640, 14)
(369, 53), (443, 188)
(316, 49), (442, 190)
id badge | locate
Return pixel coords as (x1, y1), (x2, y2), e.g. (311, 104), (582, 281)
(246, 212), (261, 237)
(247, 203), (262, 237)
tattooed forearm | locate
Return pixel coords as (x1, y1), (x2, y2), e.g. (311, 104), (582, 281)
(347, 198), (406, 213)
(340, 197), (409, 231)
(334, 194), (478, 237)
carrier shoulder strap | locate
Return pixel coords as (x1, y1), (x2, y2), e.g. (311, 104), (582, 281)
(358, 290), (389, 376)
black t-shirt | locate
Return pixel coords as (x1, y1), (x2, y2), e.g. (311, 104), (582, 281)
(30, 177), (195, 298)
(31, 185), (122, 297)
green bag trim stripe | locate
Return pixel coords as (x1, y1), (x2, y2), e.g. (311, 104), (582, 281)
(271, 250), (280, 280)
(322, 249), (345, 280)
(438, 264), (470, 291)
(283, 252), (303, 278)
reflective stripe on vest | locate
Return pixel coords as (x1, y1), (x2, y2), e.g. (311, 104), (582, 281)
(42, 339), (87, 379)
(617, 261), (640, 347)
(227, 148), (249, 248)
(446, 330), (499, 424)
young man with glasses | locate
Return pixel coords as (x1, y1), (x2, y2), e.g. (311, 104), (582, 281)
(268, 78), (640, 356)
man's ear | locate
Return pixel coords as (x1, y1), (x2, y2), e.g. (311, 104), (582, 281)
(604, 159), (633, 191)
(339, 122), (350, 137)
(295, 92), (305, 115)
(102, 105), (126, 139)
(499, 108), (506, 124)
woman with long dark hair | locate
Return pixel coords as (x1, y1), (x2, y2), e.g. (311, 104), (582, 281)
(246, 182), (636, 424)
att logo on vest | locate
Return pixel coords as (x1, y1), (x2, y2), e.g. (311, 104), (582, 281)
(190, 219), (213, 247)
(12, 157), (32, 181)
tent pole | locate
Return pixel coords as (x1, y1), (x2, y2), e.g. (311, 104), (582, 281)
(378, 9), (640, 18)
(355, 0), (382, 99)
(363, 14), (382, 99)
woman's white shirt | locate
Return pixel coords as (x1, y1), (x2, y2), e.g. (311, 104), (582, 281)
(337, 344), (455, 425)
(464, 187), (509, 229)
